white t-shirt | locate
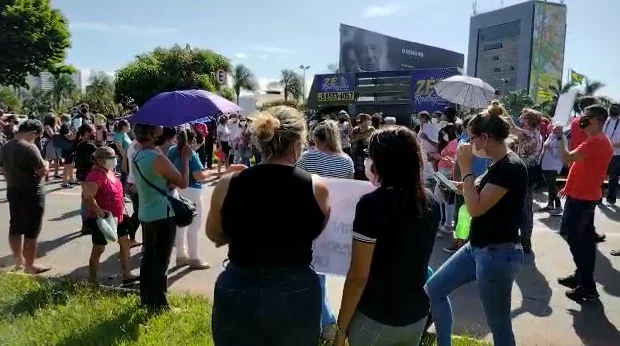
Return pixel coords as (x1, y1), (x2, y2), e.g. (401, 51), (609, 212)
(217, 124), (231, 143)
(603, 116), (620, 156)
(126, 140), (139, 184)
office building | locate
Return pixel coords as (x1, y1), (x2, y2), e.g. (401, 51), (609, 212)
(467, 1), (567, 101)
(25, 70), (82, 92)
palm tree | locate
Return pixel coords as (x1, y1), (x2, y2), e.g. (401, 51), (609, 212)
(279, 69), (303, 102)
(500, 89), (534, 118)
(547, 79), (575, 102)
(231, 64), (258, 104)
(583, 78), (605, 96)
(88, 72), (114, 98)
(49, 74), (77, 112)
(22, 87), (52, 115)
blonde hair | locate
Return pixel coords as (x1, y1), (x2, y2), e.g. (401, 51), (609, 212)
(251, 106), (307, 159)
(92, 146), (116, 163)
(312, 120), (342, 153)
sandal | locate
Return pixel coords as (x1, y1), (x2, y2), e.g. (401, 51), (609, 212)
(24, 266), (51, 275)
(611, 249), (620, 257)
(121, 276), (140, 286)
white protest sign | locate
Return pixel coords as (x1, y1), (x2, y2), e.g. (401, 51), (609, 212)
(311, 178), (376, 277)
(553, 89), (579, 126)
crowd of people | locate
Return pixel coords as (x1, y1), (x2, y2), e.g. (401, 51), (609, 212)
(0, 94), (618, 346)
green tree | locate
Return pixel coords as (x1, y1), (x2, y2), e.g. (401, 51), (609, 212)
(279, 69), (303, 102)
(327, 63), (339, 73)
(114, 44), (231, 106)
(500, 89), (534, 118)
(231, 64), (257, 104)
(583, 78), (605, 96)
(0, 0), (71, 87)
(0, 88), (21, 112)
(218, 87), (235, 102)
(257, 100), (302, 111)
(21, 87), (52, 115)
(79, 71), (118, 114)
(49, 74), (77, 112)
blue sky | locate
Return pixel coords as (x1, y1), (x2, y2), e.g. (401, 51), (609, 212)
(54, 0), (619, 98)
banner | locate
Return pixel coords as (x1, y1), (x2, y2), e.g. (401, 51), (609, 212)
(311, 178), (376, 276)
(410, 68), (460, 113)
(339, 24), (464, 73)
(315, 73), (356, 102)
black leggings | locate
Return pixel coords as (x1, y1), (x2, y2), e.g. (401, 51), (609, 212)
(543, 170), (561, 208)
(140, 217), (176, 311)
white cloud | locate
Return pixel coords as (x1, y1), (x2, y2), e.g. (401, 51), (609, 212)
(361, 4), (400, 17)
(235, 53), (248, 59)
(249, 45), (293, 54)
(259, 54), (269, 60)
(70, 22), (178, 36)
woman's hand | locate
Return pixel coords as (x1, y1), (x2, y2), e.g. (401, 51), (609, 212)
(452, 181), (464, 195)
(334, 331), (347, 346)
(457, 143), (474, 173)
(226, 164), (247, 173)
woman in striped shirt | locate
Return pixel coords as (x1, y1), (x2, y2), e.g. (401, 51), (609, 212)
(296, 120), (354, 342)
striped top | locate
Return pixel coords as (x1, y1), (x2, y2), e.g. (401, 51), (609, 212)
(296, 149), (354, 179)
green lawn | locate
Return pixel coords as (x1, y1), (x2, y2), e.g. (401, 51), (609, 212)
(0, 273), (488, 346)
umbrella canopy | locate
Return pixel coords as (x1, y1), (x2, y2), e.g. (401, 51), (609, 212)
(433, 75), (496, 109)
(127, 89), (241, 127)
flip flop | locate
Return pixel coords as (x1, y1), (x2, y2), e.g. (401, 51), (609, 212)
(24, 266), (51, 275)
(121, 276), (140, 286)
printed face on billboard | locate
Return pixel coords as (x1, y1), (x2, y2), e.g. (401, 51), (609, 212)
(339, 24), (464, 73)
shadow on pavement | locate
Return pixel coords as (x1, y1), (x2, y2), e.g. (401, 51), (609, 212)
(48, 209), (82, 222)
(38, 231), (84, 257)
(511, 254), (553, 319)
(595, 249), (620, 297)
(569, 300), (620, 346)
(597, 204), (620, 222)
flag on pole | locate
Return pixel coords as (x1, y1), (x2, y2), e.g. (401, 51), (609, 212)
(570, 69), (585, 84)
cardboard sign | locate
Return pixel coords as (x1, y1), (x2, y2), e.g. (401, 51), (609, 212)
(311, 178), (376, 276)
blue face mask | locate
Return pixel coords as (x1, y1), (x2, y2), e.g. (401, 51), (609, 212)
(459, 133), (469, 142)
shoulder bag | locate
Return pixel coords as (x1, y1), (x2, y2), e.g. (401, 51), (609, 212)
(132, 150), (197, 227)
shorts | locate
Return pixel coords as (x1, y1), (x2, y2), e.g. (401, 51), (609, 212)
(86, 217), (130, 246)
(7, 187), (45, 239)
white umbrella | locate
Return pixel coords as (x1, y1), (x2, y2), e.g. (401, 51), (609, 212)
(434, 75), (496, 109)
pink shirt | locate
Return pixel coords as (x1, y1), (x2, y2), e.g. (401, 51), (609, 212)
(85, 168), (125, 222)
(438, 139), (458, 171)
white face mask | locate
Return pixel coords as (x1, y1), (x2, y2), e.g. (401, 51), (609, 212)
(431, 118), (439, 124)
(13, 125), (19, 132)
(103, 158), (117, 170)
(364, 158), (380, 186)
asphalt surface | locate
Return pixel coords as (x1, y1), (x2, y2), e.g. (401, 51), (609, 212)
(1, 172), (620, 346)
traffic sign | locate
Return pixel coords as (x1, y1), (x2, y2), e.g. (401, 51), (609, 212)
(215, 69), (227, 85)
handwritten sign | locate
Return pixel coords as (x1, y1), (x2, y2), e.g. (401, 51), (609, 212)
(312, 178), (376, 276)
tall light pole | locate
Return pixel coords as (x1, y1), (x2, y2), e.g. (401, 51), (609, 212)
(298, 65), (310, 102)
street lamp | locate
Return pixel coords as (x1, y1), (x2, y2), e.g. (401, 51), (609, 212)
(299, 65), (310, 101)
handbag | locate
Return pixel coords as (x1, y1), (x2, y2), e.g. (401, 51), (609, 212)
(132, 150), (197, 227)
(96, 212), (118, 243)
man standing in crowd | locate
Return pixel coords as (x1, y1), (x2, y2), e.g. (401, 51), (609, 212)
(568, 96), (606, 242)
(556, 104), (613, 301)
(0, 120), (51, 274)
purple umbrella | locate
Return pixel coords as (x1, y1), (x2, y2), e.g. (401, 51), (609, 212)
(127, 89), (241, 127)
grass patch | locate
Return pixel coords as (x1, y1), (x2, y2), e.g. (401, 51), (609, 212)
(0, 273), (488, 346)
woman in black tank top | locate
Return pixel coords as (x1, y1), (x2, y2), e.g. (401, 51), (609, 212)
(206, 106), (330, 346)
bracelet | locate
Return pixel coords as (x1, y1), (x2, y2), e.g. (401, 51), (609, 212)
(462, 173), (474, 182)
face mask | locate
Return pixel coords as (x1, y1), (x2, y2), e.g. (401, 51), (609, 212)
(472, 141), (489, 159)
(103, 158), (117, 170)
(13, 125), (19, 133)
(239, 120), (247, 126)
(63, 121), (71, 126)
(431, 118), (439, 124)
(364, 158), (380, 187)
(579, 118), (591, 129)
(443, 133), (449, 142)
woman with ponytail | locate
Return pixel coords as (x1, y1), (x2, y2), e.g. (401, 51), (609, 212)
(425, 101), (526, 346)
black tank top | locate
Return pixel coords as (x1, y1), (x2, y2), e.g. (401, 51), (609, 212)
(221, 164), (325, 268)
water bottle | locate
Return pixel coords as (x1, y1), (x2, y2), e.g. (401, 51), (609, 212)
(454, 205), (471, 240)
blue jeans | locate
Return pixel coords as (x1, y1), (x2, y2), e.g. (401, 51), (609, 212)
(212, 264), (321, 346)
(519, 187), (534, 240)
(318, 274), (336, 328)
(561, 197), (597, 290)
(425, 242), (523, 346)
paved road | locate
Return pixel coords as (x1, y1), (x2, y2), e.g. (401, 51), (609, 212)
(1, 173), (620, 346)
